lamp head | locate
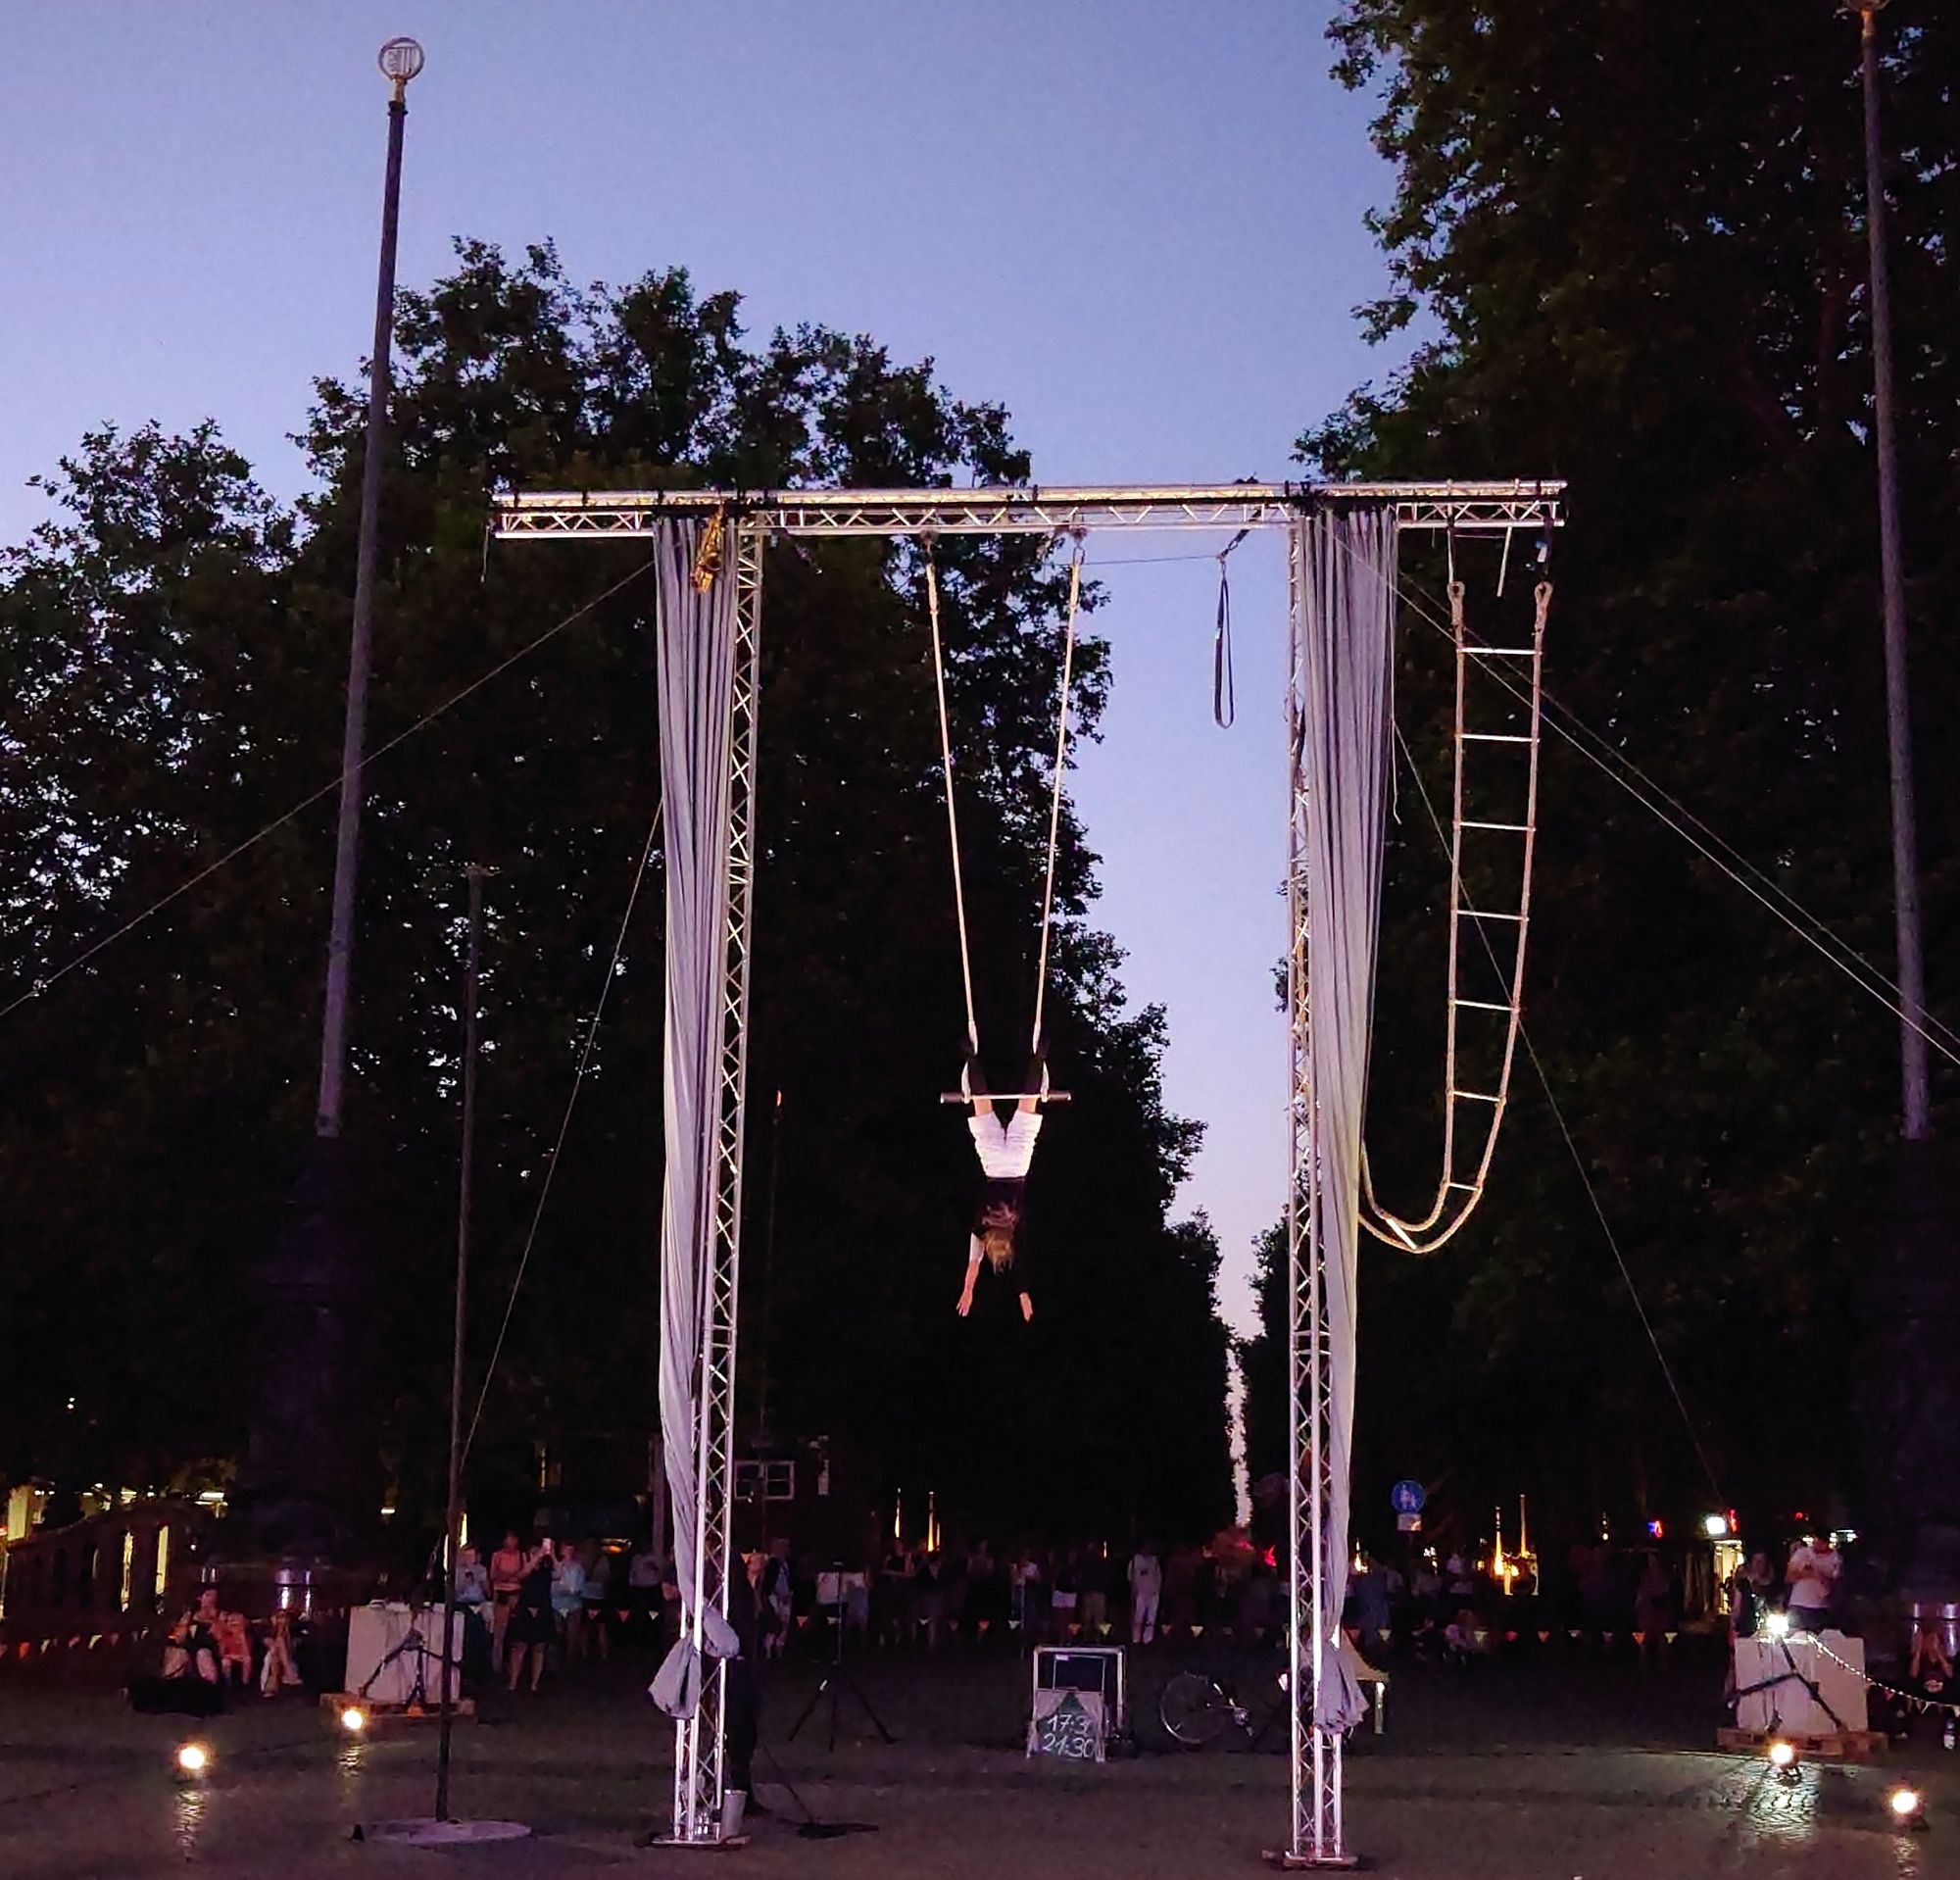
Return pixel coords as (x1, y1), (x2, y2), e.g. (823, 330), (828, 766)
(378, 37), (425, 99)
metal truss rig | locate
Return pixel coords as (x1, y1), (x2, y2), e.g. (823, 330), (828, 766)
(493, 480), (1562, 1862)
(492, 479), (1562, 541)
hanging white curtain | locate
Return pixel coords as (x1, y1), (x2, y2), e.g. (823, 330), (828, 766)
(651, 520), (740, 1711)
(1296, 505), (1397, 1733)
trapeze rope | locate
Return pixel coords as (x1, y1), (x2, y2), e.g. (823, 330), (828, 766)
(926, 538), (1084, 1061)
(460, 798), (662, 1466)
(1030, 541), (1085, 1054)
(923, 549), (980, 1059)
(0, 560), (655, 1025)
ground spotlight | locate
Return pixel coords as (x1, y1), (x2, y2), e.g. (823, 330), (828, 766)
(339, 1706), (368, 1734)
(1764, 1610), (1792, 1641)
(1889, 1786), (1925, 1826)
(1766, 1739), (1796, 1770)
(174, 1741), (210, 1776)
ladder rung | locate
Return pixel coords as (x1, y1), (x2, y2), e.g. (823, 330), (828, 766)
(1460, 819), (1533, 833)
(1450, 1090), (1504, 1104)
(1452, 997), (1512, 1013)
(1463, 909), (1525, 922)
(1463, 645), (1539, 657)
(1461, 732), (1536, 744)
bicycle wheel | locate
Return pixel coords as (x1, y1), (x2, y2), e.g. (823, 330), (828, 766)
(1159, 1670), (1234, 1747)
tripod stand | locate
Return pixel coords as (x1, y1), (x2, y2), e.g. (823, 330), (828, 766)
(788, 1572), (893, 1751)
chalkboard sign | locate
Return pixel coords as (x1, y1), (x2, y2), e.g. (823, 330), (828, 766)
(1029, 1687), (1105, 1761)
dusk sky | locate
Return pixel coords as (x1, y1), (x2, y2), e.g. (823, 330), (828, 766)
(3, 1), (1417, 1335)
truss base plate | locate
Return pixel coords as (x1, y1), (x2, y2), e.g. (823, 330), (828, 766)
(1262, 1851), (1364, 1870)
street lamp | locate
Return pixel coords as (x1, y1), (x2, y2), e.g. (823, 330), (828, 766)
(317, 35), (424, 1139)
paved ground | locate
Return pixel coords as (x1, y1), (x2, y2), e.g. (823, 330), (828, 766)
(3, 1645), (1957, 1877)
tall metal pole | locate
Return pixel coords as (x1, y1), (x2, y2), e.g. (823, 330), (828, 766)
(316, 36), (424, 1138)
(436, 863), (486, 1822)
(1852, 0), (1929, 1141)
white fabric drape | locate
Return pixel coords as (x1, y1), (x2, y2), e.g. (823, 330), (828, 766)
(652, 520), (740, 1708)
(1296, 506), (1397, 1733)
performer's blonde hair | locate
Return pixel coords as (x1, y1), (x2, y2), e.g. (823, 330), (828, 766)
(980, 1204), (1018, 1272)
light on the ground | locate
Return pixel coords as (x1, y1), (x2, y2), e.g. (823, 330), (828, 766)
(1767, 1739), (1796, 1769)
(1764, 1610), (1791, 1641)
(339, 1706), (368, 1734)
(175, 1741), (209, 1774)
(1889, 1786), (1923, 1820)
(1703, 1514), (1729, 1539)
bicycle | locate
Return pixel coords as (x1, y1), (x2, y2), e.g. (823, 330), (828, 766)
(1159, 1648), (1290, 1749)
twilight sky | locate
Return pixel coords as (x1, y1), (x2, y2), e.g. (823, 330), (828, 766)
(2, 0), (1413, 1335)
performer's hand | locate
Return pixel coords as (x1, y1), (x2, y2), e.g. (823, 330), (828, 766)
(956, 1288), (974, 1317)
(1020, 1294), (1034, 1323)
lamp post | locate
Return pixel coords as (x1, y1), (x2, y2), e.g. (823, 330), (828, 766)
(318, 34), (424, 1138)
(1847, 0), (1928, 1142)
(234, 38), (424, 1563)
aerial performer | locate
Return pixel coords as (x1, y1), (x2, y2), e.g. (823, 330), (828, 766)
(924, 538), (1084, 1329)
(956, 1049), (1049, 1322)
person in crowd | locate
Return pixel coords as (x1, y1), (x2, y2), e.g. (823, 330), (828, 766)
(505, 1544), (557, 1693)
(1785, 1533), (1841, 1633)
(760, 1544), (794, 1660)
(1634, 1550), (1673, 1660)
(1129, 1541), (1163, 1645)
(877, 1539), (912, 1649)
(1350, 1552), (1392, 1652)
(1051, 1552), (1079, 1641)
(552, 1539), (588, 1662)
(627, 1538), (664, 1652)
(165, 1587), (224, 1686)
(845, 1563), (872, 1645)
(1083, 1547), (1115, 1641)
(581, 1541), (613, 1663)
(212, 1598), (253, 1690)
(259, 1608), (301, 1696)
(956, 1055), (1046, 1323)
(913, 1550), (943, 1650)
(489, 1530), (527, 1671)
(453, 1542), (493, 1683)
(455, 1542), (490, 1612)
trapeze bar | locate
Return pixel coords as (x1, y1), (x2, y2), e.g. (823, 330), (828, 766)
(936, 1091), (1072, 1104)
(1451, 998), (1514, 1012)
(491, 479), (1564, 541)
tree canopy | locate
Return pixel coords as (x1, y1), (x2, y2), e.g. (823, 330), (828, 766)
(0, 240), (1232, 1549)
(1247, 0), (1957, 1557)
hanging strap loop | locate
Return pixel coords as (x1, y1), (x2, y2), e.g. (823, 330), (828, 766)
(1212, 526), (1249, 729)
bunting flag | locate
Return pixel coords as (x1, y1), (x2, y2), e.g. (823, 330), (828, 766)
(1538, 1631), (1550, 1643)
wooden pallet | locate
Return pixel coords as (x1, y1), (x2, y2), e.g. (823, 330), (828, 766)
(322, 1691), (475, 1720)
(1718, 1725), (1885, 1761)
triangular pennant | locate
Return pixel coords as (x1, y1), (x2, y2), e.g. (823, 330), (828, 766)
(1568, 1629), (1582, 1640)
(1665, 1632), (1678, 1645)
(1633, 1632), (1646, 1646)
(1505, 1630), (1518, 1643)
(1538, 1630), (1550, 1643)
(1602, 1632), (1615, 1647)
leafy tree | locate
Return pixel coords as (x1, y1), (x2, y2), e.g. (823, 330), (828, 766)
(0, 241), (1232, 1547)
(1244, 1), (1959, 1558)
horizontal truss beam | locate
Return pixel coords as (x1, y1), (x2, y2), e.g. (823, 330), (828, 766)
(492, 481), (1562, 540)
